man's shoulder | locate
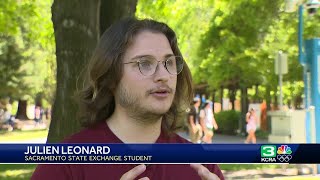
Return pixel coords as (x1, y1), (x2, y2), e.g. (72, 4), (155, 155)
(63, 122), (107, 143)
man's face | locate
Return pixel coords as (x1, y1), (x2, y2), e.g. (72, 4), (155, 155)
(115, 31), (177, 121)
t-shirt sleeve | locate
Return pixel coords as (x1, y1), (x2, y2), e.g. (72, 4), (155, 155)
(31, 164), (72, 180)
(204, 164), (225, 180)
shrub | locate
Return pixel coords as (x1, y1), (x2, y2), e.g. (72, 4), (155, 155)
(255, 129), (269, 139)
(215, 110), (241, 135)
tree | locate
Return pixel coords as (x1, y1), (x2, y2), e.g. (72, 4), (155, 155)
(136, 0), (215, 71)
(0, 0), (56, 119)
(47, 0), (137, 142)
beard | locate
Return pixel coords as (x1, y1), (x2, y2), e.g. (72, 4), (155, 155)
(117, 83), (171, 125)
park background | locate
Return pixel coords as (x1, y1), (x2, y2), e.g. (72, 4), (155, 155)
(0, 0), (319, 179)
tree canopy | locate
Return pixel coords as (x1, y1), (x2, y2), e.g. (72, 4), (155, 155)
(136, 0), (320, 108)
(0, 0), (55, 106)
(2, 0), (319, 120)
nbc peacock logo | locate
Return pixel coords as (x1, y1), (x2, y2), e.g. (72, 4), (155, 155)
(276, 145), (292, 162)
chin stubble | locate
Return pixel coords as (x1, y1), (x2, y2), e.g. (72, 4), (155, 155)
(118, 84), (164, 124)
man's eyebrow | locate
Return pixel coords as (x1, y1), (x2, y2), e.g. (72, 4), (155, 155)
(131, 54), (175, 60)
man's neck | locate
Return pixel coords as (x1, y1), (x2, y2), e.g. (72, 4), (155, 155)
(106, 108), (162, 143)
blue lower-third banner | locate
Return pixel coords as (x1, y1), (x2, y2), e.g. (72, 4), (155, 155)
(0, 144), (319, 164)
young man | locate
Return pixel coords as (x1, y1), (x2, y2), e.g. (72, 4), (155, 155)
(32, 18), (224, 180)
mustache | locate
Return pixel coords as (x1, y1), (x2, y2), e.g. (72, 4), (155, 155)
(146, 85), (174, 94)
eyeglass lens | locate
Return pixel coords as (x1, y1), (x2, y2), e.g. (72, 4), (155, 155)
(138, 56), (183, 76)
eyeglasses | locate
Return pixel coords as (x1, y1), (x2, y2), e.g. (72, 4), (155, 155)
(123, 55), (184, 76)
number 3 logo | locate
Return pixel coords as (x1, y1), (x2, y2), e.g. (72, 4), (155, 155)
(261, 145), (276, 157)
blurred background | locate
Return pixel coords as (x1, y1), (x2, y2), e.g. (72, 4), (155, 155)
(0, 0), (319, 179)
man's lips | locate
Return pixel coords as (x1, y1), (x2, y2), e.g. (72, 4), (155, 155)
(148, 86), (173, 98)
(149, 87), (172, 94)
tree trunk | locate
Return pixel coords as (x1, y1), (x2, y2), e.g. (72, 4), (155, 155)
(266, 86), (271, 111)
(48, 0), (137, 143)
(240, 87), (248, 134)
(265, 86), (271, 132)
(48, 0), (100, 142)
(220, 86), (223, 110)
(254, 84), (259, 103)
(16, 100), (29, 120)
(211, 90), (216, 112)
(100, 0), (137, 35)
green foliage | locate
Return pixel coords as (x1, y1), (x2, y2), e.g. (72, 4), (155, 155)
(195, 0), (282, 90)
(0, 36), (26, 97)
(0, 0), (56, 106)
(304, 11), (320, 39)
(255, 129), (269, 139)
(215, 110), (240, 135)
(136, 0), (215, 69)
(282, 81), (304, 109)
(0, 0), (36, 36)
(136, 0), (312, 107)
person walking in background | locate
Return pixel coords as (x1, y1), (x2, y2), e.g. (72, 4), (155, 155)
(245, 108), (257, 144)
(34, 106), (41, 126)
(200, 100), (218, 143)
(187, 97), (203, 143)
(3, 107), (13, 131)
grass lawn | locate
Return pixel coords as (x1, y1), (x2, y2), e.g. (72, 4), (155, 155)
(0, 130), (48, 179)
(219, 164), (286, 171)
(0, 164), (37, 180)
(0, 129), (48, 142)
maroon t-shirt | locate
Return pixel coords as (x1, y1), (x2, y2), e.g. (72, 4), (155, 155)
(32, 122), (224, 180)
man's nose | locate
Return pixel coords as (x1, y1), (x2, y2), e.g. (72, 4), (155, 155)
(153, 62), (169, 82)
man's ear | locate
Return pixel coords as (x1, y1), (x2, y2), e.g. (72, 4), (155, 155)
(108, 80), (118, 94)
(110, 84), (120, 98)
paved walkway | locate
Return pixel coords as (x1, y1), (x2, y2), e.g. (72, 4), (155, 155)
(0, 138), (47, 143)
(222, 167), (320, 179)
(177, 131), (268, 144)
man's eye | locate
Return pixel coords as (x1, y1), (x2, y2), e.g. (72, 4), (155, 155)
(166, 59), (174, 66)
(139, 59), (153, 69)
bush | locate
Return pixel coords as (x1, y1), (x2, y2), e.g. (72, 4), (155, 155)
(215, 110), (241, 135)
(255, 129), (269, 139)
